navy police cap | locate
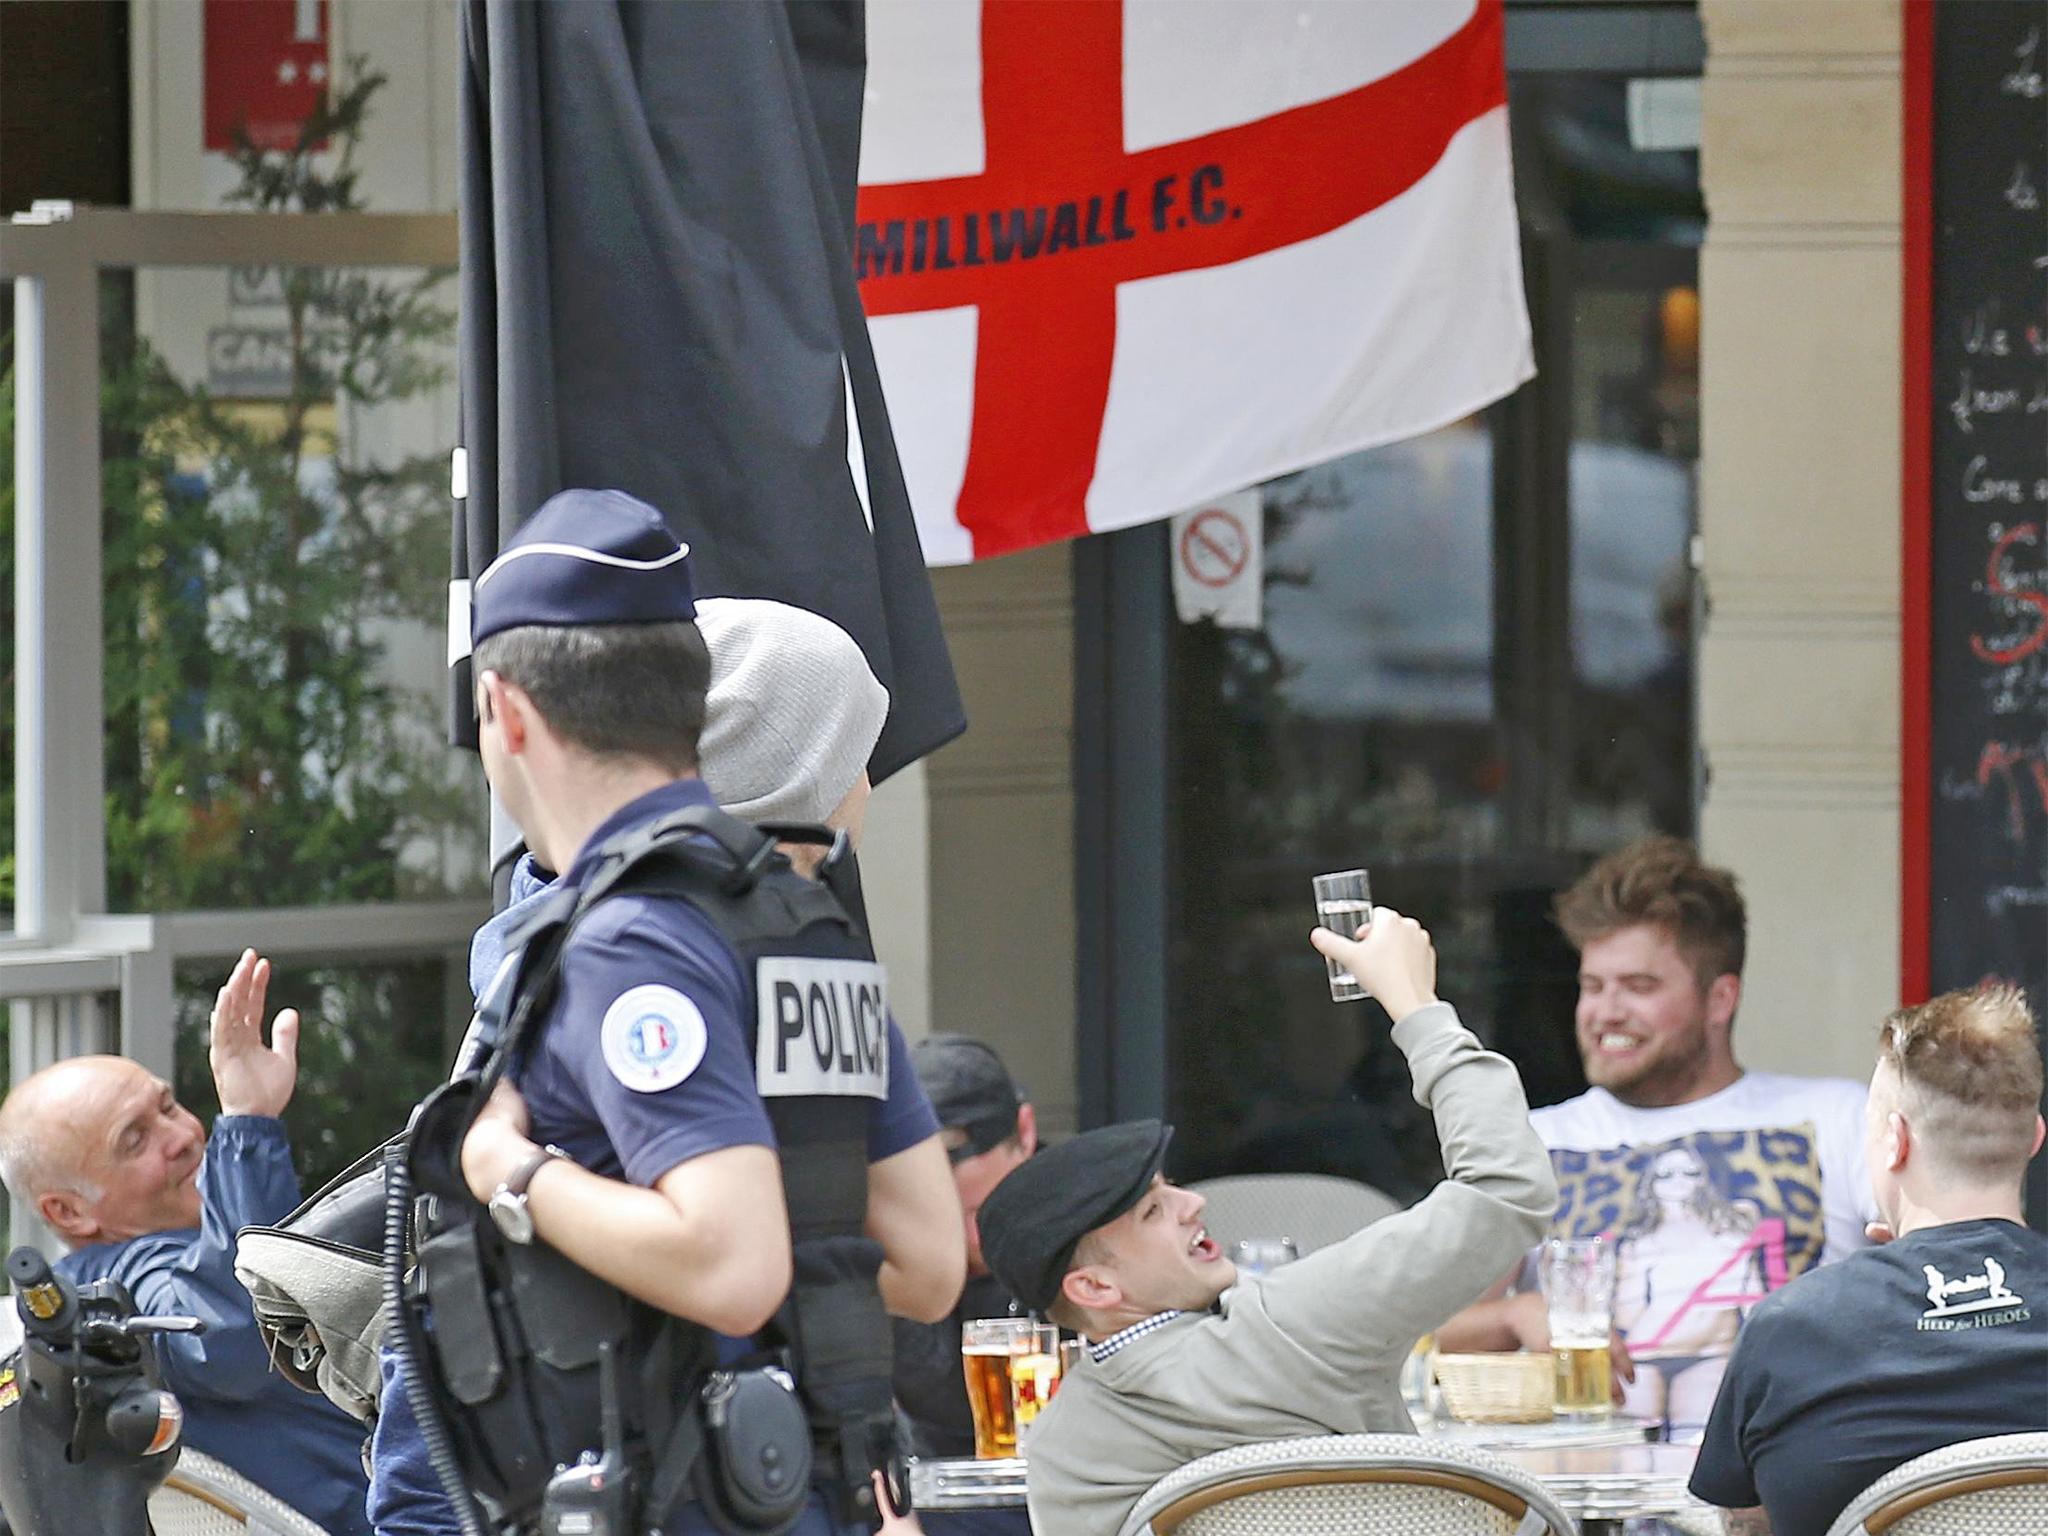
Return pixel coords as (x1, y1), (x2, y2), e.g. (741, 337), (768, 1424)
(471, 488), (695, 645)
(978, 1119), (1173, 1314)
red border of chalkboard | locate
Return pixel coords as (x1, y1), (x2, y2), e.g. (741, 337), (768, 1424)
(1900, 0), (1933, 1006)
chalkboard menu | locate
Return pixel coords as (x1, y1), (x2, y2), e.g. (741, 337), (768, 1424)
(1925, 3), (2048, 1021)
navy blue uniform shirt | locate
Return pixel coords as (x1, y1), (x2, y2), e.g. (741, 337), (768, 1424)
(61, 1117), (372, 1536)
(372, 777), (937, 1536)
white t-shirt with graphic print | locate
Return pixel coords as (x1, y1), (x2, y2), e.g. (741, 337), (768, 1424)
(1531, 1072), (1880, 1265)
(1526, 1071), (1879, 1436)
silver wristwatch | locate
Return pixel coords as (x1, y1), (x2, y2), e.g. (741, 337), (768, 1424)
(487, 1143), (568, 1245)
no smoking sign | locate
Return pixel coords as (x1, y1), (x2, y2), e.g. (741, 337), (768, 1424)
(1169, 492), (1262, 629)
(1179, 506), (1250, 588)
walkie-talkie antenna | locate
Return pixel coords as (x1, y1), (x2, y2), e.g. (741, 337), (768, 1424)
(597, 1338), (624, 1461)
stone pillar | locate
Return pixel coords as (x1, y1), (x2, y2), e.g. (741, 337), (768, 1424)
(1697, 0), (1902, 1074)
(925, 546), (1079, 1135)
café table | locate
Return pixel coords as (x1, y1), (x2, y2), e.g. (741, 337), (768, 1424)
(1423, 1412), (1663, 1453)
(910, 1430), (1709, 1533)
(1492, 1441), (1714, 1536)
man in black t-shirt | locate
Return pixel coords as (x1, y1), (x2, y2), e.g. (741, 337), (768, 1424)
(1691, 985), (2048, 1536)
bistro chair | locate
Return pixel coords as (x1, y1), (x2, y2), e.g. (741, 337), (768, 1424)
(147, 1448), (336, 1536)
(1825, 1434), (2048, 1536)
(1187, 1174), (1400, 1258)
(1114, 1433), (1577, 1536)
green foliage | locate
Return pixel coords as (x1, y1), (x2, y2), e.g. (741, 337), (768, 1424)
(172, 956), (454, 1180)
(0, 61), (481, 1185)
(103, 64), (469, 915)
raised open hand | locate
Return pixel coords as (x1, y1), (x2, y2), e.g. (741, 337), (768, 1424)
(209, 948), (301, 1119)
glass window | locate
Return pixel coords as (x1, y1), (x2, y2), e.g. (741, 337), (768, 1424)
(102, 260), (482, 913)
(1153, 71), (1703, 1197)
(1567, 268), (1698, 847)
(1169, 422), (1499, 1200)
(0, 281), (14, 936)
(173, 955), (463, 1191)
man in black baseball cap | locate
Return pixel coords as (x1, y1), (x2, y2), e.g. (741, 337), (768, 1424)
(975, 910), (1558, 1536)
(889, 1036), (1036, 1536)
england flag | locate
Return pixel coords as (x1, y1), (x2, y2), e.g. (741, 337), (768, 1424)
(856, 0), (1534, 564)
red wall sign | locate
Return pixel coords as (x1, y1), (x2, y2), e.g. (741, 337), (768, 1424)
(204, 0), (331, 153)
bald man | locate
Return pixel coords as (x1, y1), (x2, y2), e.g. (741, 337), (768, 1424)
(0, 951), (372, 1536)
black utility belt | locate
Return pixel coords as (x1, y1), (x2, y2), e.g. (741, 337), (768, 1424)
(530, 1361), (815, 1536)
(412, 1223), (815, 1536)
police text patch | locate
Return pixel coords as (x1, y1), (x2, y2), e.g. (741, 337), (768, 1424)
(601, 985), (709, 1093)
(755, 958), (889, 1099)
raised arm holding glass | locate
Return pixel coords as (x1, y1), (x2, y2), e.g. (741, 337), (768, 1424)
(974, 906), (1557, 1536)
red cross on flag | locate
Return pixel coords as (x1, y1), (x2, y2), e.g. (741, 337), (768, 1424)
(855, 0), (1532, 565)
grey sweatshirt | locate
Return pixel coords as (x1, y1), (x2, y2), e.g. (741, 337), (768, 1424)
(1022, 1002), (1556, 1536)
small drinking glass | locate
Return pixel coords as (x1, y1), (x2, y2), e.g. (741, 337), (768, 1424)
(1229, 1237), (1300, 1277)
(1312, 868), (1373, 1002)
(1402, 1332), (1444, 1427)
(1540, 1236), (1618, 1420)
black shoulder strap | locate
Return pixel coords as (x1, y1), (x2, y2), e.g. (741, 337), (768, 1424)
(466, 805), (785, 1117)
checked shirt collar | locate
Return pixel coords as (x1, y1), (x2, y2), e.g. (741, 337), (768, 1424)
(1087, 1310), (1188, 1364)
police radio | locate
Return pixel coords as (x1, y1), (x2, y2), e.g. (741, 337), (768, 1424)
(538, 1341), (635, 1536)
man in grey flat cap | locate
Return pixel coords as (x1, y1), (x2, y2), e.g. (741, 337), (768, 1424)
(976, 909), (1557, 1536)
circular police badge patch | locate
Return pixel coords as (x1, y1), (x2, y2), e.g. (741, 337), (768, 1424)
(600, 985), (708, 1093)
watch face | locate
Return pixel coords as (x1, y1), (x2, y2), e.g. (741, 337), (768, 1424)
(489, 1191), (535, 1245)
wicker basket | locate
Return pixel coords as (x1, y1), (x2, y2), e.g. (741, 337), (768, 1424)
(1431, 1351), (1554, 1423)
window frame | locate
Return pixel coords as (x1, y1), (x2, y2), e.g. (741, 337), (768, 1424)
(0, 206), (480, 1248)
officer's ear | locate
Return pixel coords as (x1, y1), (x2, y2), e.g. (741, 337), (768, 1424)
(476, 669), (528, 750)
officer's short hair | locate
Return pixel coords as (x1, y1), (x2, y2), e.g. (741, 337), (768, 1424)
(475, 620), (710, 774)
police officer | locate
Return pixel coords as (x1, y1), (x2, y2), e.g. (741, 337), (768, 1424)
(438, 488), (963, 1534)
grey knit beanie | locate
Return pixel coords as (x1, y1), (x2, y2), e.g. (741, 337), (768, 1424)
(695, 597), (890, 826)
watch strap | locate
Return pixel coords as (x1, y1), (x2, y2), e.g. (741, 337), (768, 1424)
(502, 1142), (568, 1199)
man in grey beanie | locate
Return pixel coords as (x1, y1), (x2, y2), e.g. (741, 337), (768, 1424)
(466, 595), (894, 992)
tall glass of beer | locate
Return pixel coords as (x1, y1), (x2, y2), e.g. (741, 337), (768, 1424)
(1540, 1236), (1617, 1420)
(961, 1319), (1033, 1458)
(1008, 1322), (1063, 1443)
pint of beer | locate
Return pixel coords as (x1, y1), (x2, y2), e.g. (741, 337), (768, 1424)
(1551, 1337), (1612, 1417)
(962, 1338), (1020, 1458)
(962, 1319), (1056, 1458)
(1009, 1343), (1061, 1433)
(1539, 1236), (1618, 1421)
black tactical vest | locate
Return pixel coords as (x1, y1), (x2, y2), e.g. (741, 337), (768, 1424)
(397, 804), (900, 1535)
